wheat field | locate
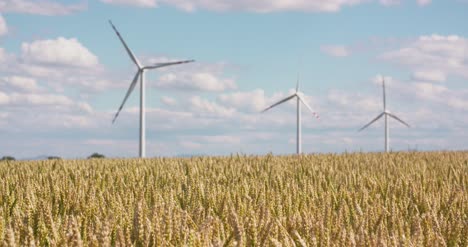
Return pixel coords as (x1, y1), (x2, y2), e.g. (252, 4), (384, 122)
(0, 152), (467, 246)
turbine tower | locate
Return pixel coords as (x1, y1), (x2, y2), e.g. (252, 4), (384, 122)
(359, 77), (410, 152)
(109, 20), (194, 158)
(261, 78), (319, 154)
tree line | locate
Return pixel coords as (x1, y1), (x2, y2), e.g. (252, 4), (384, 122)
(1, 153), (106, 161)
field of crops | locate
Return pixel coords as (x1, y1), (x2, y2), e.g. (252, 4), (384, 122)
(0, 152), (467, 246)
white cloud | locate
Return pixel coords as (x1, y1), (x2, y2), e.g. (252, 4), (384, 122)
(0, 0), (86, 15)
(1, 38), (118, 93)
(100, 0), (157, 8)
(416, 0), (431, 6)
(218, 89), (292, 113)
(3, 80), (468, 158)
(21, 37), (99, 68)
(381, 34), (468, 79)
(447, 98), (468, 111)
(321, 45), (350, 57)
(379, 0), (431, 6)
(101, 0), (377, 13)
(74, 78), (122, 92)
(1, 76), (42, 92)
(379, 0), (400, 6)
(327, 90), (381, 113)
(372, 75), (468, 112)
(145, 57), (238, 92)
(102, 0), (433, 12)
(0, 91), (10, 105)
(218, 89), (268, 112)
(9, 93), (73, 106)
(156, 72), (237, 92)
(189, 96), (236, 117)
(1, 91), (100, 134)
(83, 139), (124, 146)
(9, 64), (118, 93)
(0, 14), (7, 36)
(0, 76), (94, 113)
(0, 48), (6, 62)
(77, 102), (94, 114)
(409, 82), (468, 111)
(160, 96), (177, 106)
(179, 141), (202, 149)
(184, 135), (242, 145)
(411, 70), (446, 82)
(413, 82), (448, 100)
(119, 107), (193, 125)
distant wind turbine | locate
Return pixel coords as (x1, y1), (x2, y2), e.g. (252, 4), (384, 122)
(109, 20), (194, 158)
(261, 77), (320, 154)
(359, 77), (410, 152)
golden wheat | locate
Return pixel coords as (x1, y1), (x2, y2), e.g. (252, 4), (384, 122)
(0, 152), (467, 246)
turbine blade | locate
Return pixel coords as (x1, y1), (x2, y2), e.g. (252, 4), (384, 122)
(387, 112), (410, 128)
(358, 112), (385, 132)
(144, 60), (195, 70)
(296, 73), (300, 92)
(297, 94), (320, 119)
(109, 20), (141, 68)
(112, 71), (141, 124)
(382, 77), (386, 110)
(261, 94), (296, 113)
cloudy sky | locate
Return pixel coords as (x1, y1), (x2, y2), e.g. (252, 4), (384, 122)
(1, 0), (467, 158)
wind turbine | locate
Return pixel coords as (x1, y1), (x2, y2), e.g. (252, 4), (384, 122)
(359, 77), (410, 152)
(109, 20), (194, 158)
(261, 77), (320, 154)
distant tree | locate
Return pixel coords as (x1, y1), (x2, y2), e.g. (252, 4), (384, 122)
(88, 153), (105, 159)
(47, 156), (62, 160)
(1, 156), (15, 161)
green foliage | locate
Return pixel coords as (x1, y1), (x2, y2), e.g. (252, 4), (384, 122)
(47, 156), (62, 160)
(0, 156), (15, 161)
(87, 153), (105, 159)
(0, 152), (467, 246)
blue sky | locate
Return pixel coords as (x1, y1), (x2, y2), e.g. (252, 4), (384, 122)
(1, 0), (467, 158)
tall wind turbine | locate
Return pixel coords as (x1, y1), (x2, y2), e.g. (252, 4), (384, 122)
(359, 77), (410, 152)
(261, 78), (320, 154)
(109, 20), (194, 158)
